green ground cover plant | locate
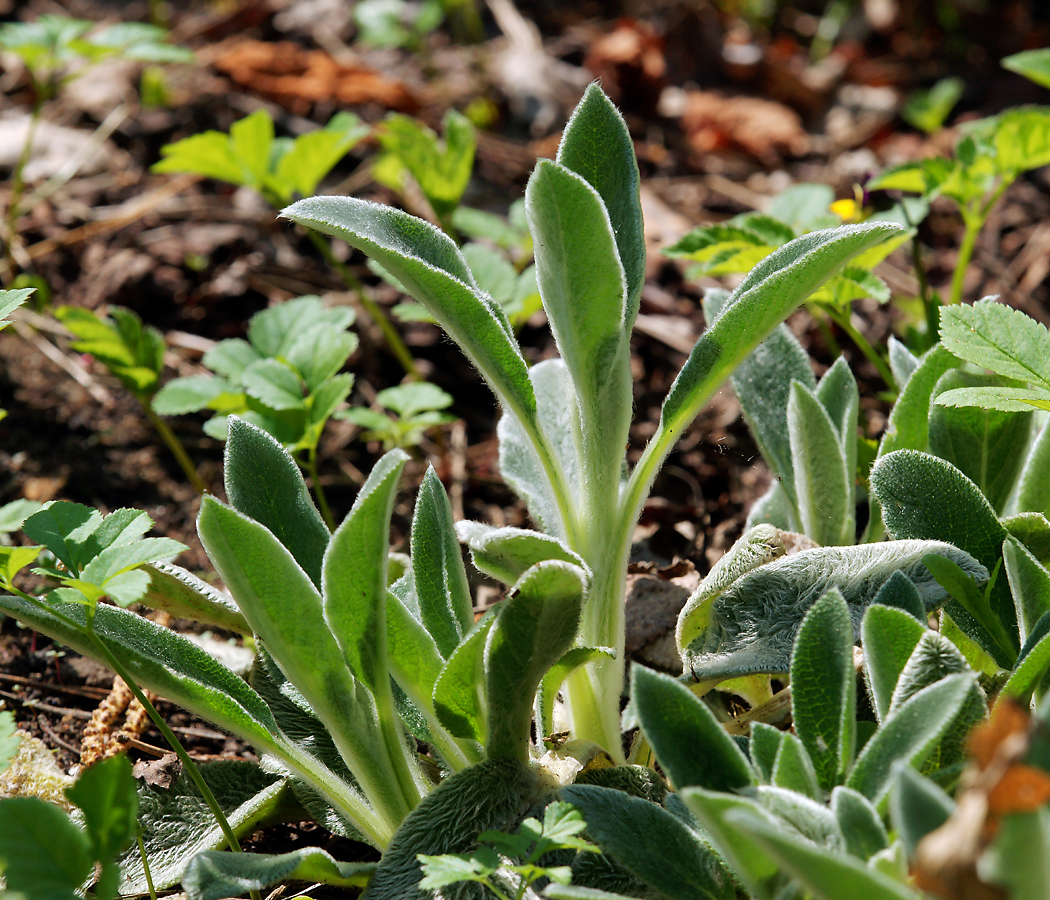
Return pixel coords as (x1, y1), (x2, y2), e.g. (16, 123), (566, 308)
(7, 80), (1050, 900)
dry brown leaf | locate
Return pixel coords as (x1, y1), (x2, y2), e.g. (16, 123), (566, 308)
(213, 40), (419, 115)
(679, 89), (810, 166)
(584, 18), (666, 115)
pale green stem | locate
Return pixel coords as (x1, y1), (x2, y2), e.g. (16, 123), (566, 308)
(304, 444), (336, 531)
(143, 403), (210, 495)
(136, 830), (158, 900)
(948, 179), (1012, 306)
(305, 230), (423, 381)
(825, 306), (896, 391)
(3, 96), (42, 280)
(374, 673), (427, 814)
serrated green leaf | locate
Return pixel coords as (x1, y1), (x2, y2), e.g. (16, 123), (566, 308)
(557, 82), (645, 324)
(183, 847), (374, 900)
(561, 784), (734, 900)
(224, 418), (329, 587)
(0, 797), (93, 900)
(241, 359), (305, 411)
(270, 112), (369, 199)
(791, 590), (856, 791)
(929, 370), (1033, 512)
(22, 501), (101, 575)
(0, 545), (43, 586)
(153, 130), (246, 183)
(485, 561), (585, 761)
(847, 673), (975, 806)
(631, 664), (755, 791)
(768, 183), (837, 231)
(377, 381), (452, 418)
(0, 287), (34, 327)
(324, 449), (407, 690)
(789, 381), (854, 545)
(152, 374), (233, 416)
(940, 298), (1050, 390)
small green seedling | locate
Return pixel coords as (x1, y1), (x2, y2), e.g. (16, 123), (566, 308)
(341, 381), (455, 451)
(354, 0), (445, 50)
(870, 103), (1050, 306)
(418, 801), (599, 900)
(901, 76), (964, 134)
(55, 304), (206, 493)
(1003, 47), (1050, 90)
(373, 110), (477, 232)
(153, 109), (369, 207)
(0, 753), (140, 900)
(154, 109), (418, 378)
(152, 295), (357, 525)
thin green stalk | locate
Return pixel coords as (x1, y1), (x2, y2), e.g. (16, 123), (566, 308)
(900, 201), (939, 343)
(143, 402), (210, 495)
(3, 586), (259, 900)
(305, 444), (336, 531)
(305, 230), (423, 381)
(825, 306), (896, 391)
(136, 829), (158, 900)
(948, 212), (982, 306)
(3, 97), (43, 280)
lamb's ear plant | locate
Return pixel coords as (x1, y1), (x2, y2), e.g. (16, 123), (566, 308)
(553, 591), (984, 900)
(0, 417), (594, 893)
(283, 81), (906, 759)
(664, 183), (914, 387)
